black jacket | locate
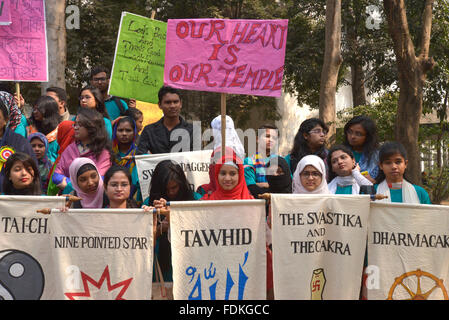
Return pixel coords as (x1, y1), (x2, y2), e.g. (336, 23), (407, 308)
(136, 117), (194, 155)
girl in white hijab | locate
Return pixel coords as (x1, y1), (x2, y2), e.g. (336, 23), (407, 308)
(292, 155), (330, 194)
(210, 115), (245, 160)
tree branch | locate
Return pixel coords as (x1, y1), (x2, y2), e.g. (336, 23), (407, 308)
(420, 0), (434, 59)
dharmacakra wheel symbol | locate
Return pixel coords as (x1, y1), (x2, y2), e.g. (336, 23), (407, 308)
(387, 269), (448, 300)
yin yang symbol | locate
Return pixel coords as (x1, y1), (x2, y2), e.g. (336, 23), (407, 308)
(0, 250), (45, 300)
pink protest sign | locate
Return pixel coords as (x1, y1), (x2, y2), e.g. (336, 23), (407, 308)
(0, 0), (47, 82)
(164, 19), (288, 97)
(0, 0), (12, 25)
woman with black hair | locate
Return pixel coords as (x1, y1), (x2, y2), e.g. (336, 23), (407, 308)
(145, 160), (199, 205)
(285, 118), (329, 175)
(374, 141), (430, 204)
(111, 116), (141, 201)
(2, 152), (42, 195)
(144, 159), (199, 283)
(53, 108), (112, 194)
(103, 165), (139, 208)
(0, 97), (37, 193)
(77, 85), (113, 139)
(343, 115), (380, 183)
(124, 107), (143, 144)
(327, 144), (372, 194)
(26, 95), (62, 162)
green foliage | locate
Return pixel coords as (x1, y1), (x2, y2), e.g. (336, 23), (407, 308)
(336, 92), (397, 144)
(422, 164), (449, 204)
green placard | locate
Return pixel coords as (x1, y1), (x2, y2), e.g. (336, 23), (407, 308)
(109, 12), (166, 104)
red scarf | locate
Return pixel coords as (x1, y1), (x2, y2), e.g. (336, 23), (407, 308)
(201, 151), (253, 201)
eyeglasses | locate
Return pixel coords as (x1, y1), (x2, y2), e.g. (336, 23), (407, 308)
(300, 171), (322, 178)
(347, 129), (365, 137)
(92, 77), (108, 82)
(109, 182), (130, 189)
(309, 129), (328, 135)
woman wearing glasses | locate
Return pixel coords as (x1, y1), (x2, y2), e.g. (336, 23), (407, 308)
(292, 155), (330, 194)
(52, 108), (112, 194)
(343, 115), (379, 183)
(77, 85), (113, 140)
(286, 118), (329, 176)
(103, 165), (139, 208)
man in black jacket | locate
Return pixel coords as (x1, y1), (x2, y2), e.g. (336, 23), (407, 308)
(136, 86), (193, 155)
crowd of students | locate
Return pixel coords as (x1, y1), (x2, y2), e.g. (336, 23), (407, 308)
(0, 65), (431, 299)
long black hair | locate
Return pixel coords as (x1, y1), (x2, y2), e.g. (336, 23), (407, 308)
(148, 160), (195, 204)
(3, 152), (42, 195)
(103, 165), (138, 208)
(374, 141), (408, 184)
(343, 115), (379, 160)
(327, 144), (355, 181)
(79, 85), (110, 119)
(29, 96), (62, 135)
(289, 118), (328, 172)
(76, 108), (112, 160)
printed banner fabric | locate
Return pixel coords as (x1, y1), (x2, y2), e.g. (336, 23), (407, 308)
(135, 150), (213, 202)
(367, 202), (449, 300)
(170, 200), (267, 300)
(0, 196), (66, 300)
(49, 209), (154, 300)
(271, 194), (370, 300)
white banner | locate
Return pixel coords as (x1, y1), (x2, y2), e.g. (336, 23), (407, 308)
(135, 150), (213, 202)
(367, 202), (449, 300)
(170, 200), (267, 300)
(271, 194), (370, 300)
(0, 196), (66, 300)
(49, 209), (154, 300)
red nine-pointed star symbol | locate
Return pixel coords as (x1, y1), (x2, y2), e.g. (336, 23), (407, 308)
(65, 265), (133, 300)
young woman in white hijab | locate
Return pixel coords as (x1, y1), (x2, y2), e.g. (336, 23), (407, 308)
(327, 145), (373, 194)
(210, 115), (245, 160)
(292, 155), (330, 194)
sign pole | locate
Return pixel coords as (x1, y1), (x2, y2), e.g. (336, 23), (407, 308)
(221, 93), (226, 153)
(15, 82), (20, 108)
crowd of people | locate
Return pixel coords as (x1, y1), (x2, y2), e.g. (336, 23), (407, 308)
(0, 65), (431, 299)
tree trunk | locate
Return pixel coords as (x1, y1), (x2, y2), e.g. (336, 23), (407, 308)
(42, 0), (67, 93)
(319, 0), (343, 146)
(383, 0), (435, 185)
(347, 1), (367, 107)
(350, 60), (367, 106)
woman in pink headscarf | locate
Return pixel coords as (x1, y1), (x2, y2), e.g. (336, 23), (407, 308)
(68, 157), (105, 208)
